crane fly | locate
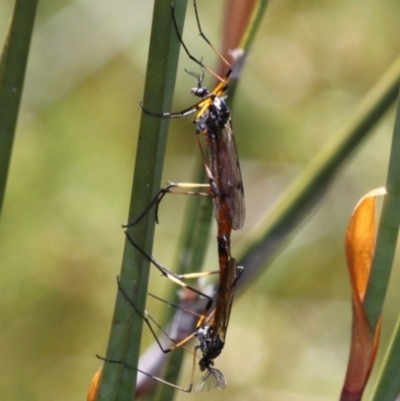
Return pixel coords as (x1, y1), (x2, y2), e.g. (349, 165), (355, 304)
(129, 0), (245, 232)
(139, 1), (246, 379)
(97, 236), (243, 392)
(131, 2), (245, 360)
(99, 0), (246, 392)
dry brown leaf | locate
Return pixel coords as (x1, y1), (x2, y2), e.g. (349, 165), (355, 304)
(340, 187), (386, 401)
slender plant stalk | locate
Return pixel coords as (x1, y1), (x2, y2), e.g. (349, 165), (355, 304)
(227, 0), (270, 99)
(371, 314), (400, 401)
(96, 1), (188, 400)
(367, 87), (400, 401)
(0, 0), (39, 216)
(239, 0), (270, 50)
(364, 86), (400, 330)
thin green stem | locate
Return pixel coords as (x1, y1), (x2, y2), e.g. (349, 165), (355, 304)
(371, 315), (400, 401)
(363, 86), (400, 330)
(239, 0), (270, 51)
(366, 87), (400, 401)
(227, 0), (270, 100)
(0, 0), (39, 216)
(96, 1), (187, 400)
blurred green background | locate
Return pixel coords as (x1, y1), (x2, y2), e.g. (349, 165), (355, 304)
(1, 1), (400, 400)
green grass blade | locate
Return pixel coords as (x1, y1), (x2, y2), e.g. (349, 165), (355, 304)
(96, 1), (188, 400)
(366, 87), (400, 401)
(0, 0), (39, 216)
(371, 315), (400, 401)
(239, 0), (270, 51)
(227, 0), (270, 99)
(364, 86), (400, 330)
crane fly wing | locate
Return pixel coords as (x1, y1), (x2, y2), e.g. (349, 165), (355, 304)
(213, 258), (241, 342)
(217, 120), (245, 230)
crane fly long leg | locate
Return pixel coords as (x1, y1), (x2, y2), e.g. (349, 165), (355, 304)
(148, 292), (205, 320)
(96, 354), (194, 393)
(124, 231), (219, 313)
(140, 100), (198, 119)
(116, 276), (199, 353)
(124, 182), (211, 227)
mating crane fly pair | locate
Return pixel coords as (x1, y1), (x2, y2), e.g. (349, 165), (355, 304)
(99, 0), (245, 393)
